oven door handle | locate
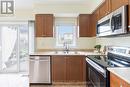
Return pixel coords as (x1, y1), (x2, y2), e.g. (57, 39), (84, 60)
(86, 58), (106, 77)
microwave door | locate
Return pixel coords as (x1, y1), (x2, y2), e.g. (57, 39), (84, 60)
(111, 5), (127, 35)
(97, 19), (111, 36)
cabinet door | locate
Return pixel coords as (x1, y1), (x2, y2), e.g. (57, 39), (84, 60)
(79, 14), (91, 37)
(128, 1), (130, 32)
(110, 72), (130, 87)
(90, 14), (96, 36)
(35, 14), (45, 37)
(110, 72), (121, 87)
(45, 14), (53, 37)
(52, 56), (66, 82)
(111, 0), (128, 11)
(66, 56), (86, 82)
(35, 14), (53, 37)
(95, 9), (100, 21)
(99, 0), (111, 19)
(90, 9), (99, 36)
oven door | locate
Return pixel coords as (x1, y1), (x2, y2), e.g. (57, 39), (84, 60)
(97, 13), (112, 37)
(111, 5), (127, 35)
(86, 58), (106, 87)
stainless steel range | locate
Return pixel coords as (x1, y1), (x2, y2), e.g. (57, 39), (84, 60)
(86, 46), (130, 87)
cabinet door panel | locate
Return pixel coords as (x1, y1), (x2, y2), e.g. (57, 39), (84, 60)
(111, 0), (128, 11)
(35, 14), (53, 37)
(79, 14), (91, 37)
(45, 14), (53, 37)
(128, 1), (130, 31)
(99, 0), (111, 19)
(110, 73), (121, 87)
(66, 56), (86, 82)
(110, 72), (130, 87)
(35, 15), (44, 37)
(52, 56), (66, 82)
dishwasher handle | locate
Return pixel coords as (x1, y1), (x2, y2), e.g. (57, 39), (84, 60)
(30, 57), (50, 62)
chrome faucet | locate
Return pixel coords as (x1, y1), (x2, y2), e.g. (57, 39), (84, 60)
(63, 42), (69, 53)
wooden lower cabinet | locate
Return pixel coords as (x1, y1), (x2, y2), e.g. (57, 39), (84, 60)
(52, 55), (86, 82)
(52, 56), (66, 82)
(110, 72), (130, 87)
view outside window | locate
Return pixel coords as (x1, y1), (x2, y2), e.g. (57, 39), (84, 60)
(56, 25), (76, 47)
(55, 17), (78, 47)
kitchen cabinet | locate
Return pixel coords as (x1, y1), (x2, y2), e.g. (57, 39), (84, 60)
(111, 0), (128, 12)
(52, 56), (66, 82)
(94, 9), (100, 21)
(128, 1), (130, 32)
(52, 55), (86, 82)
(110, 72), (130, 87)
(79, 14), (93, 37)
(99, 0), (111, 19)
(66, 56), (86, 82)
(35, 14), (53, 37)
(89, 9), (99, 36)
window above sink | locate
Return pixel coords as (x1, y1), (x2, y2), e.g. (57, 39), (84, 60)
(55, 17), (78, 48)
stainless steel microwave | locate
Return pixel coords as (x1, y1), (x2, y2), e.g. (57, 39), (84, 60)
(97, 5), (128, 37)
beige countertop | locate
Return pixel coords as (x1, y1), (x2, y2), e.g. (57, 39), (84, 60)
(107, 67), (130, 84)
(29, 51), (104, 56)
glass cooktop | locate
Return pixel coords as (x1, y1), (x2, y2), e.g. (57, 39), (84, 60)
(87, 55), (110, 68)
(87, 53), (130, 68)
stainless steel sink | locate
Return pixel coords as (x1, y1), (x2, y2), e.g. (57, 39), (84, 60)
(54, 51), (78, 55)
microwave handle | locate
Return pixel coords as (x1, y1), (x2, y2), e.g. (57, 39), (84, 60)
(111, 15), (115, 32)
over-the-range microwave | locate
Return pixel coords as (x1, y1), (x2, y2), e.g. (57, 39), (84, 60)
(97, 5), (128, 37)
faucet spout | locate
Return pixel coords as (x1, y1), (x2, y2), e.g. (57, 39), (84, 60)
(63, 42), (69, 53)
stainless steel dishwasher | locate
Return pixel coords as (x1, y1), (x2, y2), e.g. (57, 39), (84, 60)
(29, 56), (51, 84)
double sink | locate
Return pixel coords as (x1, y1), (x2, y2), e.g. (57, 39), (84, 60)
(42, 50), (86, 55)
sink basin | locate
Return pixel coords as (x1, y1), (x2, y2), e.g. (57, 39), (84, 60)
(54, 51), (78, 55)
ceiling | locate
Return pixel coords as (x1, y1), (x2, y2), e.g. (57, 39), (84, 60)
(15, 0), (104, 14)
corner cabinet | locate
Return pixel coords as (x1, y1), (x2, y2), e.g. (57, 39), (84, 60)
(52, 55), (86, 82)
(79, 14), (94, 37)
(110, 72), (130, 87)
(35, 14), (53, 37)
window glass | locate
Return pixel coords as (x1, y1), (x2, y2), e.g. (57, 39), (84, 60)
(56, 25), (76, 47)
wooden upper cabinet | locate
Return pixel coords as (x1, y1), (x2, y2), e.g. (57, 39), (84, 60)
(111, 0), (128, 11)
(79, 14), (93, 37)
(99, 0), (111, 19)
(35, 14), (53, 37)
(89, 9), (99, 36)
(94, 9), (100, 21)
(128, 0), (130, 32)
(110, 72), (130, 87)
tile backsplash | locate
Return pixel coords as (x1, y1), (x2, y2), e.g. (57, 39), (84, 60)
(96, 35), (130, 50)
(36, 37), (96, 50)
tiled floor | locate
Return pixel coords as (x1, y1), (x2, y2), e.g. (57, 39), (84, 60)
(30, 82), (93, 87)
